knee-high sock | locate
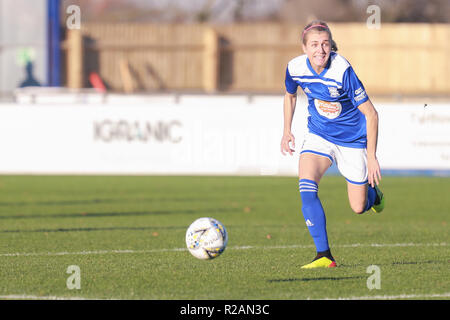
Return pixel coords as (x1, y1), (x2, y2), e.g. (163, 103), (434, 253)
(299, 179), (329, 252)
(364, 185), (377, 212)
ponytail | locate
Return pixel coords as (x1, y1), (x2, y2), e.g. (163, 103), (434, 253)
(331, 39), (338, 52)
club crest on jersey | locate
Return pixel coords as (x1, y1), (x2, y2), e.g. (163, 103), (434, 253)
(328, 86), (339, 98)
(314, 99), (342, 119)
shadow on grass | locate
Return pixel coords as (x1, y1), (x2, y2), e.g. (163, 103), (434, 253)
(391, 260), (448, 265)
(0, 225), (187, 233)
(0, 197), (202, 207)
(268, 276), (364, 283)
(338, 260), (449, 268)
(0, 207), (235, 220)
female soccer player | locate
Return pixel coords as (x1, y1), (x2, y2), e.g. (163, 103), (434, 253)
(280, 21), (385, 269)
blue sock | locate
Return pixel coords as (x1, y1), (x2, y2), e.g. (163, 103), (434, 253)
(364, 185), (377, 212)
(299, 179), (329, 252)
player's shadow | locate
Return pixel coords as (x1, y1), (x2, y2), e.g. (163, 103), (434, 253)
(338, 260), (448, 268)
(267, 276), (365, 283)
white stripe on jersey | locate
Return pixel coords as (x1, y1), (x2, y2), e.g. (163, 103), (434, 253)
(287, 53), (351, 86)
(292, 77), (342, 89)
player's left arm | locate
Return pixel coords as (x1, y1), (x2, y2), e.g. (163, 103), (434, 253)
(358, 99), (381, 187)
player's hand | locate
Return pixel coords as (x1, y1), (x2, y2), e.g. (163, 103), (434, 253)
(367, 156), (381, 187)
(280, 132), (295, 156)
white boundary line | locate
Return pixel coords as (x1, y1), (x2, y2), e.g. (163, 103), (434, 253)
(1, 292), (449, 301)
(0, 294), (92, 300)
(328, 292), (450, 300)
(0, 242), (446, 257)
(0, 242), (448, 301)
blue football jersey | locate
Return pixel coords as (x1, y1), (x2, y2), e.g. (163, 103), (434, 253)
(285, 52), (369, 148)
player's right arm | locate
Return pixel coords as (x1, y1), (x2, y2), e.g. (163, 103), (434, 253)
(280, 91), (297, 156)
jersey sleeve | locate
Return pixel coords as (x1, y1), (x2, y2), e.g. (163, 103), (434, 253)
(342, 66), (369, 107)
(285, 66), (298, 94)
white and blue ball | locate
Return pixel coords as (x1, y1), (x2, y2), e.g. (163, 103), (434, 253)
(185, 217), (228, 260)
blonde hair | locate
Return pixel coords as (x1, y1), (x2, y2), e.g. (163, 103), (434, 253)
(302, 20), (338, 52)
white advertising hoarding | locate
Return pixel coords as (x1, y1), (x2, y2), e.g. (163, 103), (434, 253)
(0, 95), (449, 175)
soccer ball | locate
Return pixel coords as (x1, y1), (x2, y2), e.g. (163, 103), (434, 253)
(185, 217), (228, 260)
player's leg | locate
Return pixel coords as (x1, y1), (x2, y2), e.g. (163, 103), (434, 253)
(298, 151), (337, 268)
(347, 181), (384, 214)
(371, 184), (385, 213)
(347, 181), (376, 214)
(335, 145), (384, 214)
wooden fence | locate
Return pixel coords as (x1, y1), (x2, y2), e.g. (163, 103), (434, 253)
(63, 23), (450, 96)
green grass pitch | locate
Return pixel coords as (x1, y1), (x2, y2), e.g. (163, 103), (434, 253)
(0, 175), (448, 300)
